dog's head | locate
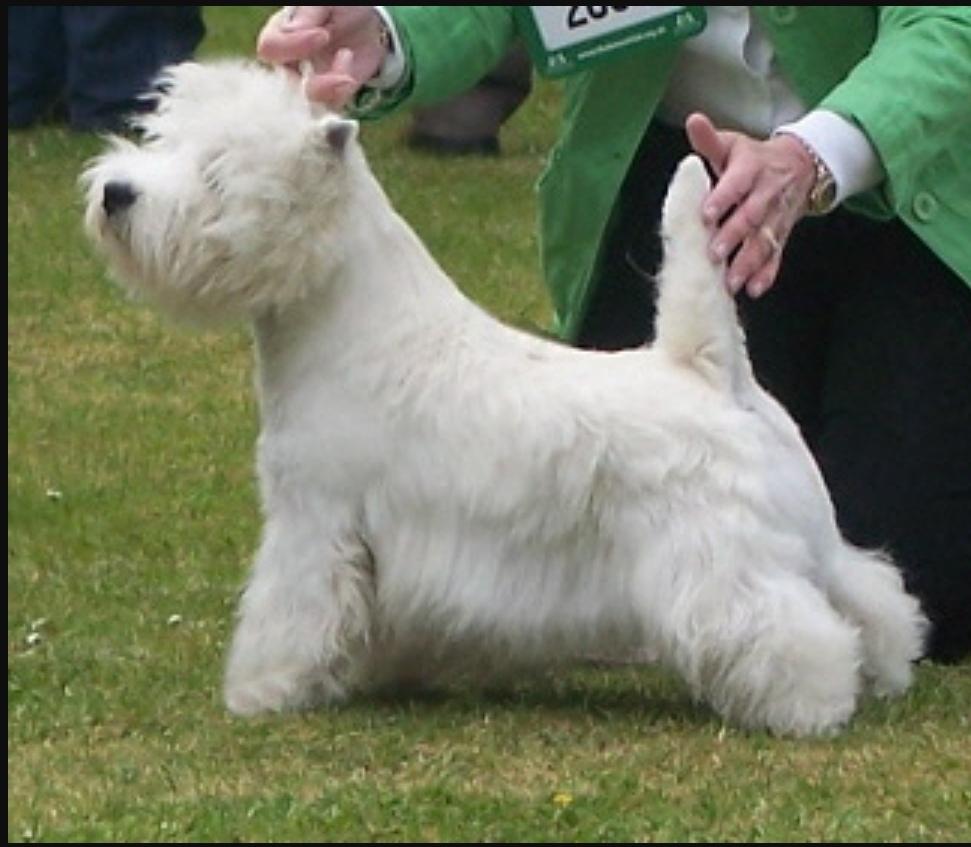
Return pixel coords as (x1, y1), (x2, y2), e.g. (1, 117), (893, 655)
(81, 60), (360, 324)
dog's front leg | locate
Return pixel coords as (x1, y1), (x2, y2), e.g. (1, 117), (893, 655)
(223, 515), (375, 716)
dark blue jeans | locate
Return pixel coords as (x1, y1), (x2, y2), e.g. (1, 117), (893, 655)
(8, 6), (204, 130)
(580, 121), (971, 662)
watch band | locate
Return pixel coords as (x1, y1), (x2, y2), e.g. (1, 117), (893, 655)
(785, 133), (837, 216)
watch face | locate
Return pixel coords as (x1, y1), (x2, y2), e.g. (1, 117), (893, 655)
(809, 167), (836, 215)
(816, 180), (837, 214)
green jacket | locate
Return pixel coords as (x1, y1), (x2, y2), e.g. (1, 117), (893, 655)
(363, 6), (971, 341)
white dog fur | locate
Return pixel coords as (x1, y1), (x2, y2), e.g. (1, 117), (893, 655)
(82, 60), (927, 736)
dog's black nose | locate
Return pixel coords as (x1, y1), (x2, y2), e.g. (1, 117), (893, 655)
(102, 181), (138, 216)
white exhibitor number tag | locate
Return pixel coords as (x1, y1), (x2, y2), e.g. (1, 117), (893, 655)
(518, 6), (706, 78)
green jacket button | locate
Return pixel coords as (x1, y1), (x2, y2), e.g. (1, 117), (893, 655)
(913, 191), (939, 222)
(771, 7), (798, 25)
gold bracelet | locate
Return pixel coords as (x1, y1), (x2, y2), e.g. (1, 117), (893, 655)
(788, 134), (836, 216)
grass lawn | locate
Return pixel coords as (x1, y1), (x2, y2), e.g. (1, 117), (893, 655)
(8, 6), (971, 843)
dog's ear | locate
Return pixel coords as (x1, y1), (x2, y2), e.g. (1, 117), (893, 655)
(316, 116), (359, 156)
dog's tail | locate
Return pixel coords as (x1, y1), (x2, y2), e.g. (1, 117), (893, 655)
(653, 155), (750, 394)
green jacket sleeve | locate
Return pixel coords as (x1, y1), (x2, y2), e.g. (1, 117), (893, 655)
(353, 6), (519, 118)
(358, 6), (971, 290)
(764, 6), (971, 282)
(820, 8), (971, 208)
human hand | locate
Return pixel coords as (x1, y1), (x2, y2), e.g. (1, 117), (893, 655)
(685, 112), (817, 298)
(256, 6), (388, 108)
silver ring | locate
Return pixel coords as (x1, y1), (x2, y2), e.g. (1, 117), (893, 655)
(760, 225), (781, 255)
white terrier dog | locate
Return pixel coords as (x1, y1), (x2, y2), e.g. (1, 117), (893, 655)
(82, 60), (927, 736)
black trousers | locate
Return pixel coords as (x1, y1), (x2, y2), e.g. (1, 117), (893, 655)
(8, 6), (205, 131)
(578, 122), (971, 662)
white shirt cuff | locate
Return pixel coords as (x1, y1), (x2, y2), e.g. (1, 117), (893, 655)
(775, 110), (884, 206)
(370, 7), (406, 90)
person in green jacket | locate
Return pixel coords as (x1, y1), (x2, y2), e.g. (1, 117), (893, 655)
(257, 6), (970, 663)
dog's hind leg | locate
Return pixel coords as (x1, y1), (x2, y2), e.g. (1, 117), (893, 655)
(645, 561), (863, 736)
(223, 516), (375, 716)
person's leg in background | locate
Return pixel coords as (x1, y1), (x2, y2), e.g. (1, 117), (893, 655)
(407, 43), (533, 156)
(62, 6), (205, 132)
(8, 7), (68, 129)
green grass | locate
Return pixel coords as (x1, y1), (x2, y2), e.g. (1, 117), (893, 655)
(8, 7), (971, 843)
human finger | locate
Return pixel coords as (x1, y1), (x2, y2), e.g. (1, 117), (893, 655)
(257, 7), (335, 64)
(686, 112), (754, 231)
(704, 161), (768, 264)
(303, 48), (360, 107)
(278, 6), (334, 31)
(258, 23), (331, 65)
(724, 221), (781, 294)
(744, 244), (784, 298)
(304, 71), (360, 108)
(703, 150), (763, 234)
(745, 212), (796, 297)
(728, 198), (802, 296)
(685, 112), (730, 177)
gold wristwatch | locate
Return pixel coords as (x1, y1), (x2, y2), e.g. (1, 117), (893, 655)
(780, 131), (837, 216)
(803, 144), (837, 216)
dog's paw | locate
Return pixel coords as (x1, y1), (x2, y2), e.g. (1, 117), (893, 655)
(225, 674), (300, 716)
(224, 674), (325, 717)
(866, 664), (913, 700)
(224, 670), (345, 716)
